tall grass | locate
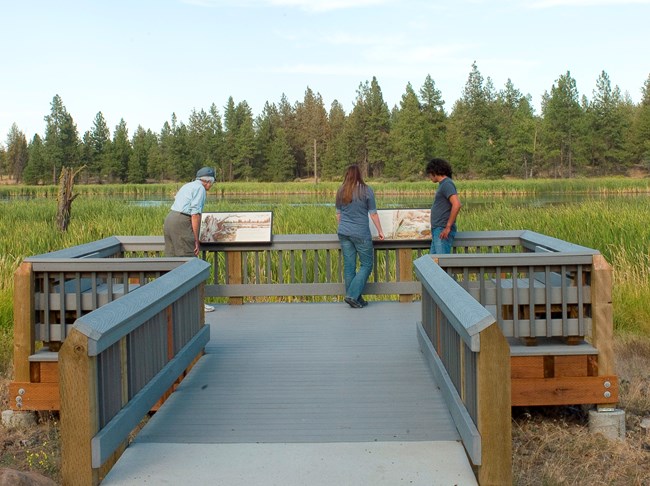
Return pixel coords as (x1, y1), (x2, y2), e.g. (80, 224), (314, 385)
(1, 183), (649, 372)
(460, 197), (650, 335)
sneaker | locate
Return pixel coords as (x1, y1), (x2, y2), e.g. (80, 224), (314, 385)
(344, 296), (363, 309)
(204, 304), (215, 312)
(358, 296), (368, 307)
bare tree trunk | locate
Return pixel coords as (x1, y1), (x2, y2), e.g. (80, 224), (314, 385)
(56, 166), (82, 232)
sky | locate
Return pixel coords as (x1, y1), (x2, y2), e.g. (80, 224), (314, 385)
(1, 0), (649, 144)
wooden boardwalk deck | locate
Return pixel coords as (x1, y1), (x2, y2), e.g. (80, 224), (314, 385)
(102, 302), (477, 485)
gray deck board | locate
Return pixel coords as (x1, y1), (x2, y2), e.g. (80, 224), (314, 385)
(135, 301), (460, 444)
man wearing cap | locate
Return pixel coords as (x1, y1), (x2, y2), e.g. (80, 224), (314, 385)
(163, 167), (216, 311)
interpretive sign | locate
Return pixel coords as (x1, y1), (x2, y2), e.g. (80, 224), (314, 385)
(200, 211), (273, 243)
(370, 209), (431, 240)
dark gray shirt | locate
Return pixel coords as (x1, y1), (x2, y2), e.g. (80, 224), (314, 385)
(336, 185), (378, 240)
(430, 177), (458, 230)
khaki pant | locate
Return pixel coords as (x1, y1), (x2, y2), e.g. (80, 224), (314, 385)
(163, 211), (194, 256)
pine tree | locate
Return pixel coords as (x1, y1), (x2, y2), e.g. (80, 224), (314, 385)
(388, 83), (426, 179)
(321, 100), (349, 180)
(631, 74), (650, 168)
(419, 74), (447, 159)
(447, 62), (499, 177)
(495, 79), (536, 177)
(584, 71), (633, 174)
(5, 123), (28, 182)
(170, 119), (193, 181)
(128, 126), (155, 183)
(540, 72), (585, 177)
(43, 95), (80, 183)
(266, 127), (295, 181)
(346, 77), (391, 177)
(109, 119), (131, 182)
(295, 87), (329, 180)
(224, 99), (256, 180)
(87, 112), (111, 181)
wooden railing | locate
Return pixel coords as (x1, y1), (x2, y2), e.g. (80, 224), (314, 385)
(12, 231), (615, 409)
(414, 255), (511, 485)
(10, 231), (617, 484)
(59, 258), (211, 486)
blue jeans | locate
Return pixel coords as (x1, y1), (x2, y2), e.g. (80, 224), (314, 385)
(338, 234), (374, 300)
(429, 227), (456, 254)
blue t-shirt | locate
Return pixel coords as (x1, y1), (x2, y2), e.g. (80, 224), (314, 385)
(170, 180), (207, 215)
(336, 185), (377, 239)
(430, 177), (458, 230)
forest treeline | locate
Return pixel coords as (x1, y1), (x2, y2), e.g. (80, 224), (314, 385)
(2, 63), (650, 184)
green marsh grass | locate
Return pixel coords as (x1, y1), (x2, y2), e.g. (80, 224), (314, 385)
(1, 182), (649, 373)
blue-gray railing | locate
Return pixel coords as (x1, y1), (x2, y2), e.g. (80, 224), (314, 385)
(58, 258), (211, 485)
(415, 254), (512, 485)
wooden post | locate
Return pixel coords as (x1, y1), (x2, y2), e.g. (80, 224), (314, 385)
(13, 262), (35, 383)
(591, 255), (615, 391)
(59, 329), (100, 486)
(397, 248), (413, 303)
(227, 251), (243, 305)
(477, 323), (512, 485)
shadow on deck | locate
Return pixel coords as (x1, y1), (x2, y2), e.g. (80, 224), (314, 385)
(102, 302), (478, 485)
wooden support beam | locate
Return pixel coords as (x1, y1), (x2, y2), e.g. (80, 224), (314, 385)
(591, 255), (614, 378)
(477, 323), (512, 486)
(59, 329), (100, 486)
(512, 375), (618, 406)
(13, 262), (35, 383)
(397, 248), (414, 303)
(227, 251), (243, 305)
(8, 382), (59, 411)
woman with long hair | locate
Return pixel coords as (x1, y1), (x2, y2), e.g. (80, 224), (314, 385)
(335, 165), (384, 308)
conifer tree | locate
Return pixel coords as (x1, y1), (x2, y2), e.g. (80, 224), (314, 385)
(295, 87), (329, 180)
(631, 74), (650, 168)
(419, 74), (447, 159)
(321, 100), (349, 179)
(5, 123), (28, 182)
(44, 95), (80, 183)
(388, 83), (426, 178)
(87, 112), (111, 181)
(23, 134), (47, 184)
(109, 119), (131, 182)
(495, 79), (536, 177)
(540, 71), (584, 177)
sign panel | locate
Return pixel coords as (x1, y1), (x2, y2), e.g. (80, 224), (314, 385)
(200, 211), (273, 244)
(370, 209), (431, 240)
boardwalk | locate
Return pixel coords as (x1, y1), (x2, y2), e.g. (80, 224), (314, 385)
(102, 301), (477, 485)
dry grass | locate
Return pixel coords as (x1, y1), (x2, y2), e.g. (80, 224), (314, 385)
(513, 335), (650, 486)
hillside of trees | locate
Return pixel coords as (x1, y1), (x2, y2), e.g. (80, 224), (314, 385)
(2, 63), (650, 184)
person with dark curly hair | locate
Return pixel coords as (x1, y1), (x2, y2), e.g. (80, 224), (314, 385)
(425, 158), (462, 254)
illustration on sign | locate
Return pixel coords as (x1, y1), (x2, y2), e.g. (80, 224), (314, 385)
(370, 209), (431, 240)
(200, 211), (273, 243)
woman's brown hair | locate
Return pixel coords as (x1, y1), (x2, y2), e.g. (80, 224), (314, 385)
(336, 165), (367, 206)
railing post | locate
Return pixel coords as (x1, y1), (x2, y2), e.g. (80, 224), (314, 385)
(397, 248), (413, 303)
(591, 255), (614, 402)
(59, 329), (99, 486)
(13, 262), (34, 383)
(227, 251), (243, 305)
(477, 323), (512, 485)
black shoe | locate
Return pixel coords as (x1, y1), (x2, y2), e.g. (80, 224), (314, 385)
(358, 296), (368, 307)
(344, 296), (363, 308)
